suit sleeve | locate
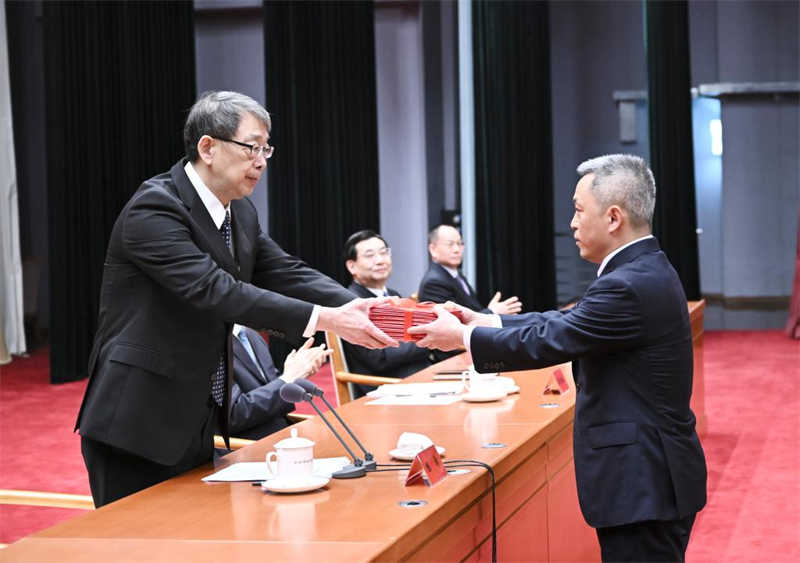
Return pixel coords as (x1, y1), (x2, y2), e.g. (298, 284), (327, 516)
(122, 190), (317, 340)
(418, 276), (456, 304)
(471, 276), (643, 372)
(229, 331), (293, 434)
(342, 341), (431, 377)
(229, 378), (293, 435)
(251, 231), (355, 307)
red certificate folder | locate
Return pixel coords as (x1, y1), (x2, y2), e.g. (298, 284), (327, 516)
(370, 298), (463, 342)
(404, 445), (447, 487)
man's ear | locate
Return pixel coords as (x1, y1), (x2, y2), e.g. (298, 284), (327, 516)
(197, 135), (216, 165)
(345, 259), (357, 276)
(607, 205), (624, 233)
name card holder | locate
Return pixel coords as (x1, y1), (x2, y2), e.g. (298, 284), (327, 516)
(404, 445), (447, 487)
(543, 368), (570, 395)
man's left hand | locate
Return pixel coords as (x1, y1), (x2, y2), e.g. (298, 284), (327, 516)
(407, 305), (466, 351)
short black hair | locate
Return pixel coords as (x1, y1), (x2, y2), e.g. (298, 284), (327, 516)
(343, 230), (388, 263)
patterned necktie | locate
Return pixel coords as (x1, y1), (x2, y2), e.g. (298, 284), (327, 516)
(211, 211), (233, 405)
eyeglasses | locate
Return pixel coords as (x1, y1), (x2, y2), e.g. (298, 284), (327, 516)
(214, 137), (274, 160)
(360, 247), (391, 261)
(437, 240), (465, 249)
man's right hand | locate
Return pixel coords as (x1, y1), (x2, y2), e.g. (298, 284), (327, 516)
(442, 301), (496, 328)
(317, 298), (398, 349)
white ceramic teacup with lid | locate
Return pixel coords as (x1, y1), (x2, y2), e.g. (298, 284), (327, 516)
(265, 428), (315, 483)
(461, 366), (500, 396)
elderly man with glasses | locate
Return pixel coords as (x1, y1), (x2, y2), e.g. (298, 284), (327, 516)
(76, 91), (396, 507)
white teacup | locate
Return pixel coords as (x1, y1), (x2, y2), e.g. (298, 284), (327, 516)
(461, 368), (501, 396)
(266, 428), (314, 483)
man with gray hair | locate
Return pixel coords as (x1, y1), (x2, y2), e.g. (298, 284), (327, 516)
(76, 91), (396, 506)
(410, 154), (707, 562)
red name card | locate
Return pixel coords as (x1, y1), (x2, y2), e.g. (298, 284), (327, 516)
(404, 445), (447, 487)
(543, 368), (570, 395)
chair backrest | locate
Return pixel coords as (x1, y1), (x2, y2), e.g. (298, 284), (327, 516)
(0, 489), (94, 510)
(325, 331), (352, 405)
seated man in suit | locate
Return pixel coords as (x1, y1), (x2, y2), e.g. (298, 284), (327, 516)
(229, 326), (330, 440)
(418, 225), (522, 315)
(411, 154), (707, 562)
(341, 230), (435, 397)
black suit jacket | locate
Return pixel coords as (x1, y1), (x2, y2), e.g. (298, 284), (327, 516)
(76, 160), (354, 465)
(417, 262), (489, 313)
(471, 238), (707, 528)
(229, 327), (293, 440)
(343, 282), (433, 397)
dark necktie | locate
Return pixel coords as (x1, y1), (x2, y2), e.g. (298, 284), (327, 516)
(211, 210), (233, 405)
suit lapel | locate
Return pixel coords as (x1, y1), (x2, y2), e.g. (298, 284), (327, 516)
(348, 282), (376, 299)
(602, 237), (660, 277)
(231, 199), (254, 282)
(436, 263), (477, 305)
(171, 160), (238, 275)
(232, 335), (267, 383)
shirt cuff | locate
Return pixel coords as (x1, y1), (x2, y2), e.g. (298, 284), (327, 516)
(302, 305), (321, 338)
(462, 325), (475, 351)
(463, 315), (502, 351)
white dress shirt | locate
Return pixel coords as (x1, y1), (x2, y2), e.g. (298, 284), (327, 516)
(184, 161), (319, 337)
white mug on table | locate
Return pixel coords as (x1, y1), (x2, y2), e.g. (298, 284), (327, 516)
(265, 428), (315, 482)
(461, 367), (499, 396)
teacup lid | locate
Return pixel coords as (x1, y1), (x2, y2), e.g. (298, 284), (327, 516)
(274, 428), (314, 449)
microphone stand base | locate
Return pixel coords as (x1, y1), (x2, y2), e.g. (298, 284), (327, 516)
(363, 459), (377, 472)
(332, 464), (367, 479)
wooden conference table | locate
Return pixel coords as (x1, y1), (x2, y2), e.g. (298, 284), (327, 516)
(2, 302), (705, 562)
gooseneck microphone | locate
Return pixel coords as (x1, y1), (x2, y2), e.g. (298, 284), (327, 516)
(295, 379), (376, 471)
(279, 383), (366, 479)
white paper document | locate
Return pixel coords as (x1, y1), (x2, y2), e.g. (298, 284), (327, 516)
(365, 394), (462, 406)
(367, 381), (464, 397)
(364, 381), (464, 405)
(202, 457), (350, 482)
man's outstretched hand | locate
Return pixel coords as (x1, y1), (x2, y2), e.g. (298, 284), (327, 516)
(408, 305), (467, 351)
(317, 298), (398, 349)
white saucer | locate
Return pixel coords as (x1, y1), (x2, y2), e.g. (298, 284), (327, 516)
(505, 385), (520, 394)
(389, 445), (446, 461)
(261, 475), (330, 494)
(462, 389), (508, 402)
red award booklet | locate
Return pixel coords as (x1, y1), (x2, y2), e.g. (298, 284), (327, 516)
(369, 298), (463, 342)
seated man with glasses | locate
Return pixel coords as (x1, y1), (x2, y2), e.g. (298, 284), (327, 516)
(341, 230), (435, 397)
(418, 225), (522, 314)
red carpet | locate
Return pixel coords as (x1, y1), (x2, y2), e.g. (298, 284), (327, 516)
(0, 350), (334, 544)
(0, 349), (90, 545)
(2, 331), (799, 561)
(686, 331), (800, 562)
